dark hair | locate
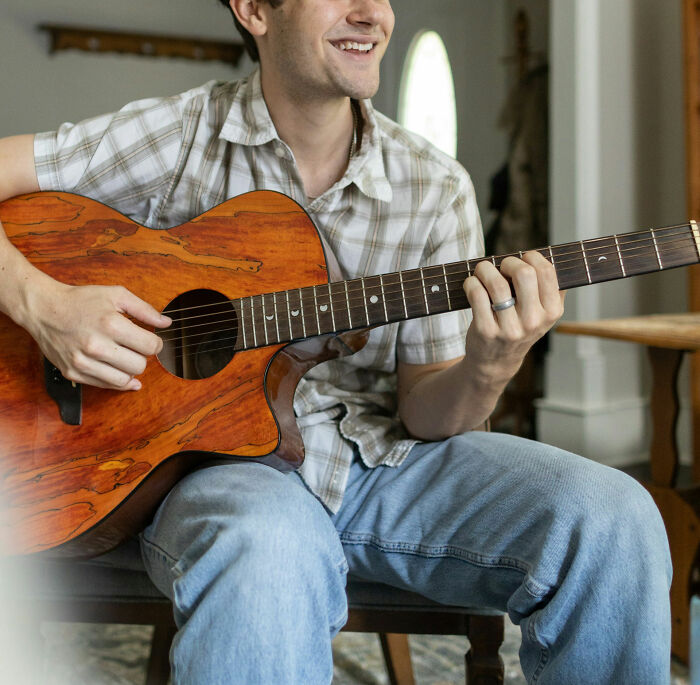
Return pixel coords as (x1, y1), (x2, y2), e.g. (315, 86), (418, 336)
(217, 0), (284, 62)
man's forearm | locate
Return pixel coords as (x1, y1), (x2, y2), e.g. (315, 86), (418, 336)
(0, 134), (48, 328)
(0, 220), (53, 330)
(398, 356), (516, 441)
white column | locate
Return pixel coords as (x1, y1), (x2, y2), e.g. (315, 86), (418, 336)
(536, 0), (648, 466)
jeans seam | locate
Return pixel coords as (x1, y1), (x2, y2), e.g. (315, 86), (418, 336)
(140, 533), (180, 568)
(339, 531), (530, 574)
(527, 617), (550, 682)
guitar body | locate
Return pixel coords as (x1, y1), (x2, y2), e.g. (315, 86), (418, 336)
(0, 191), (366, 558)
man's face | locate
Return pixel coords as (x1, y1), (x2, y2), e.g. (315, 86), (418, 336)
(259, 0), (395, 102)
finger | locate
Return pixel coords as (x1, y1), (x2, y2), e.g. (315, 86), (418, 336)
(108, 314), (166, 357)
(521, 251), (563, 314)
(115, 287), (172, 329)
(64, 357), (141, 391)
(498, 256), (542, 323)
(473, 260), (515, 307)
(464, 276), (500, 333)
(95, 341), (150, 377)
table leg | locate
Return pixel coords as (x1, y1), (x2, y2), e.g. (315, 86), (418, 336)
(648, 347), (684, 488)
(645, 484), (700, 664)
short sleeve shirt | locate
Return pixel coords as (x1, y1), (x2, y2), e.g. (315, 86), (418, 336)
(34, 68), (484, 512)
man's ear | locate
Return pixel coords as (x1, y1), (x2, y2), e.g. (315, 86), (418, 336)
(230, 0), (269, 38)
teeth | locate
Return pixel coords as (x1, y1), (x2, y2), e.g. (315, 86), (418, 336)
(335, 41), (373, 52)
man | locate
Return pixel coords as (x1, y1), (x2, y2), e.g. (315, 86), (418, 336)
(0, 0), (671, 683)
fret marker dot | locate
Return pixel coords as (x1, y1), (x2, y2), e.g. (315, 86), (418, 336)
(431, 285), (440, 293)
(598, 256), (607, 262)
(370, 295), (379, 304)
(291, 310), (299, 316)
(320, 304), (328, 312)
(266, 315), (274, 321)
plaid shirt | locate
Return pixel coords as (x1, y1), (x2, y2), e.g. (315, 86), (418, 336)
(34, 68), (484, 512)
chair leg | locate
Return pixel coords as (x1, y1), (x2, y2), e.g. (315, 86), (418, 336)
(145, 622), (177, 685)
(465, 615), (504, 685)
(378, 633), (416, 685)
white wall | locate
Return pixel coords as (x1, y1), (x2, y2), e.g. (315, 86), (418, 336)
(538, 0), (688, 466)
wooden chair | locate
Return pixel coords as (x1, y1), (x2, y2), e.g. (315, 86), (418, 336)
(17, 537), (505, 684)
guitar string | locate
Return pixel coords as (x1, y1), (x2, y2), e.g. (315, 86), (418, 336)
(156, 232), (698, 351)
(158, 223), (696, 319)
(156, 224), (697, 325)
(158, 236), (699, 359)
(156, 231), (698, 344)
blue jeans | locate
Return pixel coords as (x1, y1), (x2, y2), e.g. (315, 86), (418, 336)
(140, 431), (672, 684)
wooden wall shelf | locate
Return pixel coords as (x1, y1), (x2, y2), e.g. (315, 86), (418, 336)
(39, 24), (244, 66)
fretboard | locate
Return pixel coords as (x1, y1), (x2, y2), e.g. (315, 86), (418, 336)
(230, 221), (700, 351)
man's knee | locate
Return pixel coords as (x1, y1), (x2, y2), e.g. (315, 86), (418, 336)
(143, 463), (347, 594)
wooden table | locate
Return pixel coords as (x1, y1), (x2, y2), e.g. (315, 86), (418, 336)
(557, 313), (700, 664)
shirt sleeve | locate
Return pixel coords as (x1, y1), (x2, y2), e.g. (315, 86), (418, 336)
(395, 170), (485, 365)
(33, 90), (199, 226)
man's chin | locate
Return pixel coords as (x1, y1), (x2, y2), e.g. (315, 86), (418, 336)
(341, 79), (380, 101)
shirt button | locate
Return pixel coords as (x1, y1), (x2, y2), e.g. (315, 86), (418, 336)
(274, 146), (286, 158)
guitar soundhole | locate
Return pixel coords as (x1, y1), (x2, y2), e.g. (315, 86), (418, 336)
(156, 289), (238, 380)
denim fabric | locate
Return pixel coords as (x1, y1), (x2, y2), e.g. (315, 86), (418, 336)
(140, 431), (672, 684)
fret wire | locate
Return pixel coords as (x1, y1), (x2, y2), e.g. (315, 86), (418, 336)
(285, 291), (294, 339)
(250, 296), (258, 347)
(398, 270), (409, 319)
(651, 228), (663, 270)
(273, 292), (280, 341)
(312, 285), (321, 334)
(580, 241), (592, 284)
(419, 267), (429, 314)
(240, 299), (248, 350)
(361, 277), (370, 325)
(262, 296), (271, 345)
(548, 246), (554, 266)
(299, 288), (307, 338)
(442, 264), (452, 311)
(328, 283), (336, 331)
(344, 281), (353, 328)
(379, 274), (389, 322)
(614, 235), (626, 277)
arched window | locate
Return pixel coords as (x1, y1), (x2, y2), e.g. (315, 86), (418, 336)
(398, 31), (458, 158)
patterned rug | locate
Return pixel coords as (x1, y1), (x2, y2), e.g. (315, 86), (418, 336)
(35, 618), (690, 684)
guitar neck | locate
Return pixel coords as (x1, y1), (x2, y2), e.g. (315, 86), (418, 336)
(233, 222), (700, 350)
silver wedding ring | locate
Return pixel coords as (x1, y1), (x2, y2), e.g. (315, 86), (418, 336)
(491, 296), (516, 312)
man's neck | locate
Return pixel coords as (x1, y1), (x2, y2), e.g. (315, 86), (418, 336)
(260, 71), (356, 199)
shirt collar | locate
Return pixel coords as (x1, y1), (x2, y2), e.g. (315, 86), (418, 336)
(220, 68), (393, 203)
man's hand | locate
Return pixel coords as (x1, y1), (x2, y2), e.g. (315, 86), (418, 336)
(463, 250), (565, 385)
(23, 281), (171, 391)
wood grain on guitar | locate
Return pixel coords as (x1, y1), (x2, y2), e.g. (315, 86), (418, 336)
(0, 191), (364, 558)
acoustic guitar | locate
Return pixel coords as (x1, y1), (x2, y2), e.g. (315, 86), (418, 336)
(0, 190), (697, 558)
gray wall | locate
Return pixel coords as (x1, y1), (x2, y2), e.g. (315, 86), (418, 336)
(0, 0), (253, 135)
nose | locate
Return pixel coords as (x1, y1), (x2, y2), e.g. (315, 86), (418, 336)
(347, 0), (394, 30)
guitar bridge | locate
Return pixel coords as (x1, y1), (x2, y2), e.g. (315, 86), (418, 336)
(44, 358), (82, 425)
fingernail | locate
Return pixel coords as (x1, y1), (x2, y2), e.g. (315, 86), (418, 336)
(130, 379), (142, 391)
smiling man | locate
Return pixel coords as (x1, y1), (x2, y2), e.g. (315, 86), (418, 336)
(0, 0), (672, 683)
